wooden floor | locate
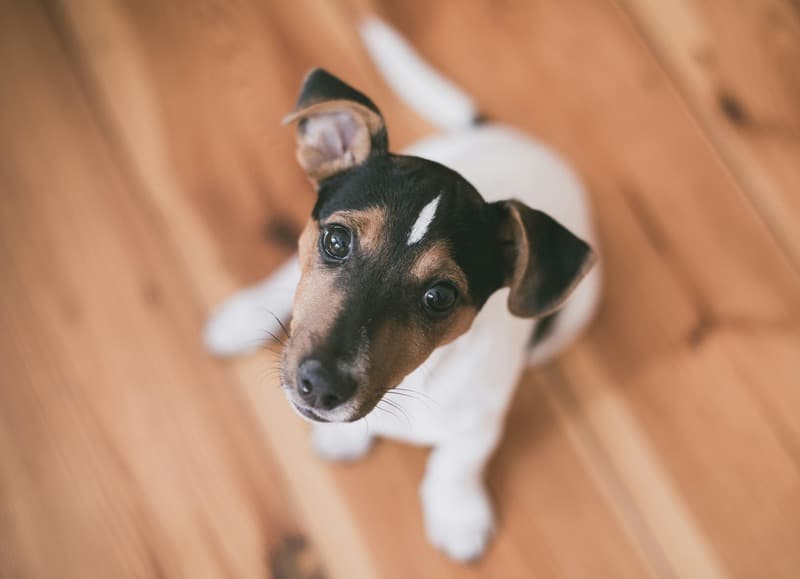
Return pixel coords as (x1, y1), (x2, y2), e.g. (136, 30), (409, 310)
(2, 1), (799, 578)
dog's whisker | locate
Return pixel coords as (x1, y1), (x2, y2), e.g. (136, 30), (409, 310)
(383, 390), (428, 407)
(261, 328), (286, 346)
(255, 307), (290, 338)
(384, 390), (416, 400)
(361, 415), (371, 438)
(384, 391), (436, 412)
(393, 386), (431, 396)
(262, 308), (291, 339)
(392, 387), (439, 407)
(375, 402), (399, 422)
(260, 343), (284, 354)
(381, 397), (411, 424)
(275, 316), (291, 339)
(385, 389), (422, 401)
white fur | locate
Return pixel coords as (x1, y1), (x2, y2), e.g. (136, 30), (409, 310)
(204, 20), (602, 563)
(407, 194), (441, 245)
(204, 255), (300, 356)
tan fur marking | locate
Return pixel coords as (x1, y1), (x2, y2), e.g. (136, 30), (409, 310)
(504, 206), (530, 292)
(438, 305), (479, 346)
(410, 242), (469, 296)
(368, 319), (429, 397)
(367, 303), (477, 395)
(287, 219), (344, 379)
(296, 220), (317, 275)
(322, 207), (387, 256)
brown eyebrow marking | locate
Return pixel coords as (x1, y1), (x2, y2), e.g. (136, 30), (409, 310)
(410, 242), (469, 295)
(322, 206), (387, 255)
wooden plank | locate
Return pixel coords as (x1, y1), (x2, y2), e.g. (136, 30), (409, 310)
(0, 2), (321, 578)
(616, 0), (800, 267)
(49, 0), (662, 577)
(4, 0), (799, 578)
(377, 1), (800, 578)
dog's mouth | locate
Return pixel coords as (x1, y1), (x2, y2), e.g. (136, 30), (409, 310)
(290, 401), (330, 423)
(287, 396), (378, 423)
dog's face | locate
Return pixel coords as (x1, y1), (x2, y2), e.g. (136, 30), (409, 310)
(280, 70), (595, 422)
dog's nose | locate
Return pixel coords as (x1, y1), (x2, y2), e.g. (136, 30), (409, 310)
(296, 359), (356, 411)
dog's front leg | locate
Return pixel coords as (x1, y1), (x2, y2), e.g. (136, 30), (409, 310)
(311, 421), (373, 461)
(204, 256), (300, 357)
(421, 426), (502, 562)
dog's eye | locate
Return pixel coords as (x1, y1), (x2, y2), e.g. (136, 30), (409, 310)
(321, 224), (352, 261)
(423, 282), (458, 316)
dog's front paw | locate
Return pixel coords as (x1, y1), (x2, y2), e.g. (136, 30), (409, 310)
(421, 480), (494, 562)
(312, 422), (373, 462)
(205, 280), (294, 357)
(204, 293), (270, 357)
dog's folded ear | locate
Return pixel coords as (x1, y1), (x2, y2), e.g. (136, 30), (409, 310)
(494, 200), (597, 318)
(283, 68), (388, 185)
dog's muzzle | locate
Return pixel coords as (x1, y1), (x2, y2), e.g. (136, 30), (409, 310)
(286, 358), (360, 422)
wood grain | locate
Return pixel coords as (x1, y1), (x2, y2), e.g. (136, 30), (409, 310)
(616, 0), (800, 267)
(1, 0), (798, 578)
(0, 3), (316, 578)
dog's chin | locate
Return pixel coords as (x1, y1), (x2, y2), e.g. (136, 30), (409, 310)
(290, 401), (331, 423)
(287, 399), (373, 424)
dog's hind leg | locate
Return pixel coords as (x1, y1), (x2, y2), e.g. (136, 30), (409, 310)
(204, 255), (300, 357)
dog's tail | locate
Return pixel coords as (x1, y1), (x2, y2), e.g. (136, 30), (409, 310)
(359, 18), (481, 131)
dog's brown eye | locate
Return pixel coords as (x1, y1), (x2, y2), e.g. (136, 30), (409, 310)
(423, 283), (457, 316)
(321, 224), (352, 261)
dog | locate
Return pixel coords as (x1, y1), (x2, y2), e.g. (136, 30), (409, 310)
(204, 18), (601, 562)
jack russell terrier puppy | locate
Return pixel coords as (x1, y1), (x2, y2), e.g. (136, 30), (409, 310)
(205, 18), (601, 562)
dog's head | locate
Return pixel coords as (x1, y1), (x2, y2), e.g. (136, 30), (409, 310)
(280, 69), (595, 422)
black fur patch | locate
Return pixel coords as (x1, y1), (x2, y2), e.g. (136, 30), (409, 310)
(295, 68), (382, 118)
(529, 310), (560, 347)
(493, 201), (593, 317)
(305, 153), (506, 359)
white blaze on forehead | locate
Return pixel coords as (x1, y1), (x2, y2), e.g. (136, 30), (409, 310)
(407, 195), (441, 245)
